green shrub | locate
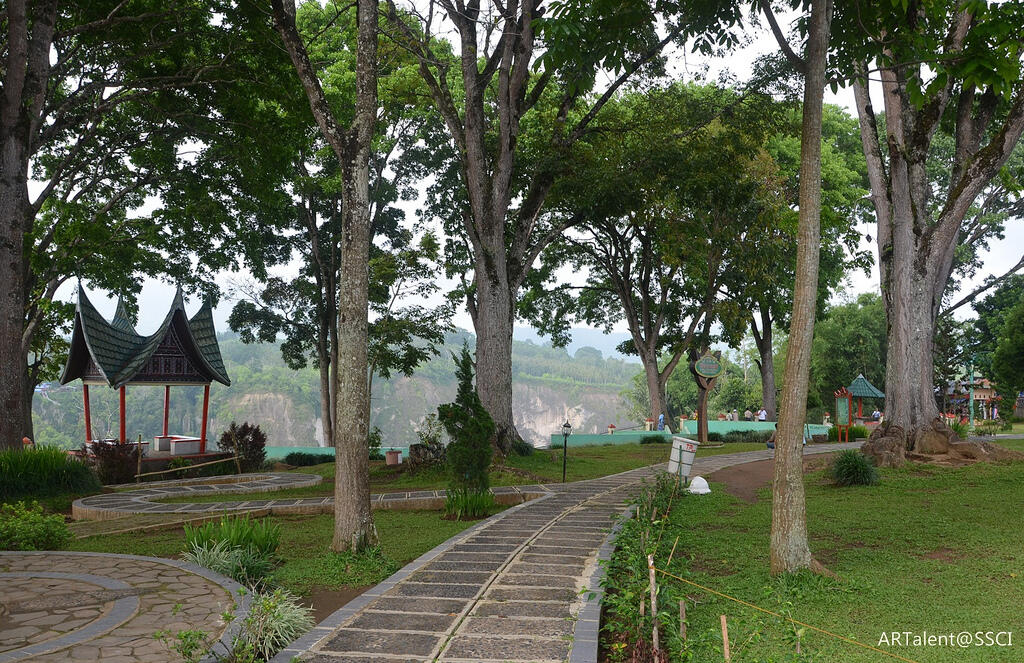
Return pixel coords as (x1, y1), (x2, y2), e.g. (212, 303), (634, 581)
(166, 457), (195, 478)
(827, 425), (839, 441)
(438, 344), (494, 519)
(283, 452), (329, 467)
(831, 450), (879, 486)
(185, 515), (281, 558)
(950, 419), (969, 439)
(219, 422), (267, 472)
(444, 488), (495, 520)
(510, 438), (535, 455)
(976, 418), (1012, 435)
(0, 446), (100, 499)
(705, 432), (723, 442)
(0, 501), (71, 550)
(639, 434), (669, 445)
(85, 441), (141, 485)
(367, 426), (385, 461)
(232, 589), (314, 661)
(849, 424), (870, 440)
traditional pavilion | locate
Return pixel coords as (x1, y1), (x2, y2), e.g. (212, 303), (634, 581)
(59, 287), (230, 455)
(848, 373), (885, 419)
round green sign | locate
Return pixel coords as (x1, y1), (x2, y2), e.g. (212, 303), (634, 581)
(694, 354), (723, 378)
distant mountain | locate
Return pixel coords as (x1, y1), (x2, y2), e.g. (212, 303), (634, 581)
(513, 326), (639, 363)
(33, 330), (643, 450)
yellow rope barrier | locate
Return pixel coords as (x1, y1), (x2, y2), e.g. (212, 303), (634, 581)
(653, 566), (922, 663)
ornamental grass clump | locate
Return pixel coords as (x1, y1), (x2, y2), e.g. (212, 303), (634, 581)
(831, 449), (879, 486)
(0, 445), (101, 498)
(183, 515), (281, 588)
(437, 344), (494, 519)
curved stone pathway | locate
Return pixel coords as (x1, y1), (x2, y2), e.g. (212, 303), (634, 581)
(0, 552), (250, 663)
(73, 474), (551, 520)
(272, 442), (858, 663)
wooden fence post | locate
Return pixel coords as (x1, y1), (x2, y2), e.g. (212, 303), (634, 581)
(648, 554), (659, 654)
(721, 614), (730, 662)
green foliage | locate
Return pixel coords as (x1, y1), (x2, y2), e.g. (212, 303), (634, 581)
(0, 501), (71, 551)
(232, 589), (314, 662)
(167, 457), (196, 479)
(411, 414), (447, 466)
(639, 435), (670, 445)
(0, 446), (100, 499)
(950, 418), (970, 439)
(218, 422), (267, 473)
(85, 442), (141, 485)
(185, 515), (281, 559)
(975, 418), (1011, 436)
(438, 345), (494, 499)
(830, 450), (879, 487)
(992, 300), (1024, 398)
(827, 424), (870, 441)
(721, 430), (773, 445)
(809, 293), (887, 413)
(367, 426), (385, 461)
(153, 628), (211, 663)
(705, 432), (723, 442)
(183, 539), (275, 589)
(443, 488), (495, 521)
(283, 452), (329, 467)
(509, 438), (535, 456)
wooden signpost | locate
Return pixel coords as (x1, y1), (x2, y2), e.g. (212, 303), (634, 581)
(690, 352), (723, 445)
(834, 387), (853, 442)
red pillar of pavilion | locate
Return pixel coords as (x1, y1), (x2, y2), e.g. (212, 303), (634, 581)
(119, 386), (126, 443)
(83, 385), (93, 443)
(199, 384), (210, 454)
(162, 385), (170, 437)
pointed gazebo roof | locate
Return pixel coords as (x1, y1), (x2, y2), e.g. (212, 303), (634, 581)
(848, 374), (884, 399)
(59, 287), (230, 388)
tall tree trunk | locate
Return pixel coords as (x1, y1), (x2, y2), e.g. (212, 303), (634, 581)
(769, 0), (831, 576)
(752, 309), (777, 421)
(0, 142), (29, 451)
(472, 248), (519, 456)
(641, 351), (670, 431)
(271, 0), (379, 552)
(317, 348), (333, 447)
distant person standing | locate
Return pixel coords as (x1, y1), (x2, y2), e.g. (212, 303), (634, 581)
(744, 408), (753, 421)
(732, 408), (739, 422)
(657, 413), (665, 430)
(758, 407), (767, 421)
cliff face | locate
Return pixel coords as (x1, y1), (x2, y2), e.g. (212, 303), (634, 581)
(33, 333), (641, 449)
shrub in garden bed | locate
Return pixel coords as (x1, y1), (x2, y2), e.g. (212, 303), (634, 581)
(831, 449), (879, 486)
(0, 501), (71, 550)
(219, 422), (267, 472)
(0, 446), (100, 499)
(232, 589), (314, 661)
(639, 434), (670, 444)
(82, 441), (139, 485)
(283, 451), (330, 467)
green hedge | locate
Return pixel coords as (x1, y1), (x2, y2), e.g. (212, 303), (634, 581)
(0, 446), (100, 500)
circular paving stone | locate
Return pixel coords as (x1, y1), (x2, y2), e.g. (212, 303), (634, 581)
(0, 552), (251, 663)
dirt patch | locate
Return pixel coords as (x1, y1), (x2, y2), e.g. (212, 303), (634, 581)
(919, 547), (964, 563)
(304, 585), (372, 624)
(707, 453), (839, 504)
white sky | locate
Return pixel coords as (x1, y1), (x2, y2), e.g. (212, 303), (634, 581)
(60, 16), (1023, 340)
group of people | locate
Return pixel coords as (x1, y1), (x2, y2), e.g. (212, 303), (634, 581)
(721, 407), (769, 421)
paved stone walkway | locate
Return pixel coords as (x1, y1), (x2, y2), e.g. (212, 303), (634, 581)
(73, 475), (550, 520)
(0, 552), (250, 663)
(273, 442), (858, 663)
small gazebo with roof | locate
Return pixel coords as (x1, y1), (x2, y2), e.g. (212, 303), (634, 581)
(59, 287), (230, 454)
(847, 374), (885, 419)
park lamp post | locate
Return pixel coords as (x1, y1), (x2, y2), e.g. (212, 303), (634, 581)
(561, 420), (572, 483)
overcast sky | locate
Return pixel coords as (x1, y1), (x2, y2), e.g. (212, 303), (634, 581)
(63, 16), (1023, 349)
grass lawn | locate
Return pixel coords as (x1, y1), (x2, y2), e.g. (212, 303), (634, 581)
(155, 442), (766, 504)
(613, 454), (1024, 662)
(994, 436), (1024, 452)
(69, 509), (482, 596)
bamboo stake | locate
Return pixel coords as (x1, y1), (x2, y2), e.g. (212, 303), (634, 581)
(134, 455), (241, 479)
(679, 599), (686, 641)
(648, 554), (659, 655)
(721, 614), (731, 662)
(136, 434), (143, 483)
